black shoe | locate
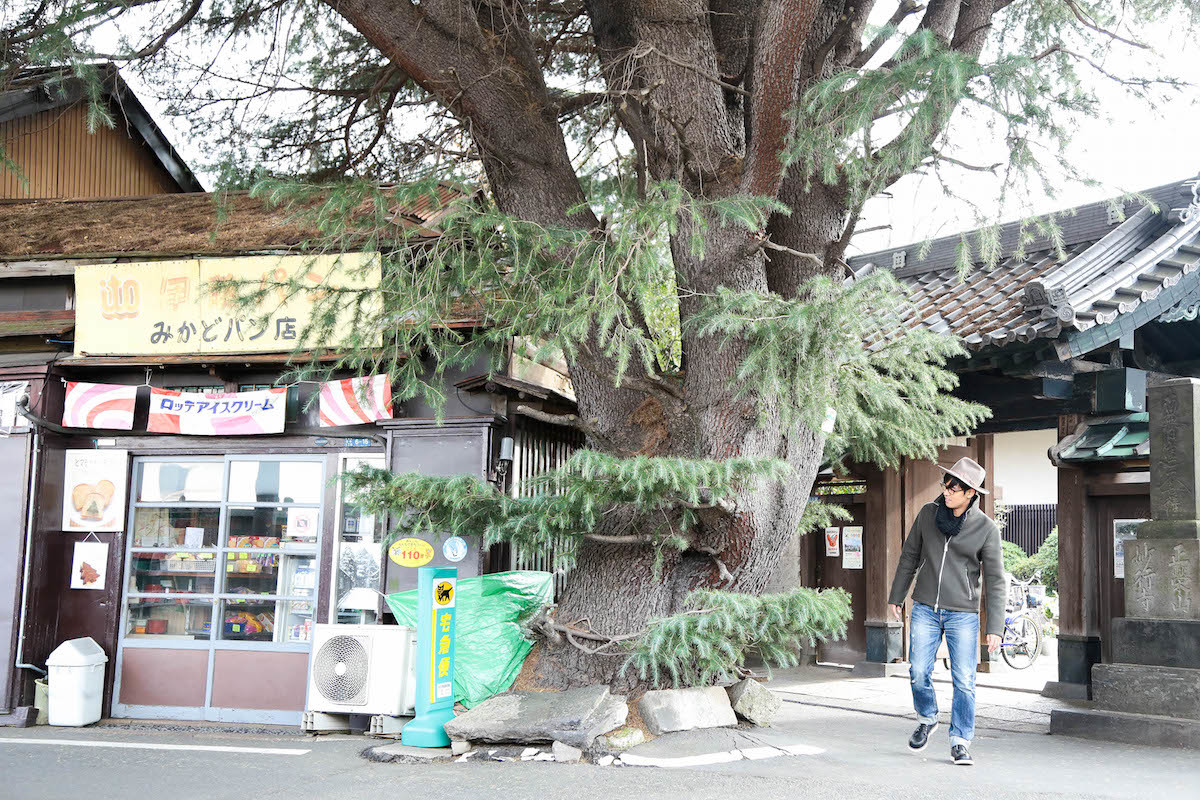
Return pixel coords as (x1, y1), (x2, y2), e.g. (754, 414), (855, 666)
(907, 722), (938, 751)
(951, 744), (973, 765)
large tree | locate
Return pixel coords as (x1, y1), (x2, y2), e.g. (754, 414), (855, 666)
(17, 0), (1192, 688)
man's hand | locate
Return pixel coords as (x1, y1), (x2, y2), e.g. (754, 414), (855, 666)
(986, 634), (1001, 653)
(889, 603), (903, 622)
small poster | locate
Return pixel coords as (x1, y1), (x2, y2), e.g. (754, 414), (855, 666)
(63, 449), (129, 532)
(286, 507), (319, 540)
(843, 526), (864, 570)
(184, 527), (205, 549)
(71, 540), (109, 590)
(1113, 519), (1145, 578)
(824, 527), (840, 557)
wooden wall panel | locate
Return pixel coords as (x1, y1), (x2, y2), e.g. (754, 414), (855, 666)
(1, 104), (180, 200)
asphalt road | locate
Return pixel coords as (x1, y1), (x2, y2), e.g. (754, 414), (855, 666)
(2, 702), (1196, 800)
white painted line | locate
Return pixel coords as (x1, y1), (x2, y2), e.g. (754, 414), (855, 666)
(619, 750), (743, 769)
(736, 746), (787, 761)
(0, 738), (310, 756)
(614, 741), (825, 769)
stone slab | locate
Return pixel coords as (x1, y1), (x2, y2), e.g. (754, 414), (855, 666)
(1041, 681), (1091, 701)
(443, 685), (627, 748)
(1134, 520), (1200, 540)
(552, 741), (582, 762)
(1051, 707), (1200, 750)
(1111, 617), (1200, 669)
(1092, 663), (1200, 720)
(601, 726), (646, 751)
(638, 686), (738, 736)
(1148, 379), (1200, 523)
(1123, 538), (1200, 620)
(726, 679), (781, 727)
(368, 742), (453, 762)
(850, 661), (909, 678)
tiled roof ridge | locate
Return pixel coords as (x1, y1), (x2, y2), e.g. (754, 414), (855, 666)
(850, 176), (1194, 277)
(1020, 179), (1200, 329)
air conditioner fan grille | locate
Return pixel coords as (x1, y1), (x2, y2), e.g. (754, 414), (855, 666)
(313, 635), (369, 704)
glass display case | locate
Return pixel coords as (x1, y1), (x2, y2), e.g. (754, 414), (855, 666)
(334, 455), (385, 624)
(122, 456), (324, 646)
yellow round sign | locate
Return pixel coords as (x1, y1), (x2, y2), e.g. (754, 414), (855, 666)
(435, 581), (454, 605)
(388, 537), (434, 567)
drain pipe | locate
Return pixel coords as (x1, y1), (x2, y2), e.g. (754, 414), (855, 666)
(14, 422), (45, 678)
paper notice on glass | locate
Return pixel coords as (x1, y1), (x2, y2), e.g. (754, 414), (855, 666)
(824, 527), (840, 557)
(842, 526), (863, 570)
(1113, 519), (1145, 578)
(184, 527), (205, 549)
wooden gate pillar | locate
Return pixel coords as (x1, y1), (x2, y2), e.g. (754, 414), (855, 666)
(853, 464), (905, 676)
(1046, 414), (1101, 698)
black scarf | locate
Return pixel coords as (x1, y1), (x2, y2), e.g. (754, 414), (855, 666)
(935, 494), (968, 537)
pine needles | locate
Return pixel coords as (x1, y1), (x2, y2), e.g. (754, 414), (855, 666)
(623, 586), (853, 688)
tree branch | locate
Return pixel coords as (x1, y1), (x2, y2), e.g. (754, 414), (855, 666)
(1063, 0), (1147, 49)
(850, 0), (924, 69)
(694, 544), (735, 586)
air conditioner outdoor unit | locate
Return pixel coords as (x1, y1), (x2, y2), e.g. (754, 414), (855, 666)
(306, 623), (417, 717)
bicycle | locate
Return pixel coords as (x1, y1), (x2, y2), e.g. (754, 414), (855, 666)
(1000, 572), (1044, 669)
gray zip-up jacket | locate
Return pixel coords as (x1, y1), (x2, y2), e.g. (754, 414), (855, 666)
(887, 501), (1007, 636)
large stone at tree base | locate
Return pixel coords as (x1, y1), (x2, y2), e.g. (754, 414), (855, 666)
(443, 685), (628, 749)
(637, 686), (738, 735)
(726, 679), (781, 727)
(601, 726), (646, 751)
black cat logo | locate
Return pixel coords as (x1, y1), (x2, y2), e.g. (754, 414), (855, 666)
(435, 581), (454, 605)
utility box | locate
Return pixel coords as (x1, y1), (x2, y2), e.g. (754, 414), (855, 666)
(46, 637), (108, 727)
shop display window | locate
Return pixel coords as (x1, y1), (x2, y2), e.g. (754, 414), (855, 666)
(138, 462), (224, 503)
(122, 457), (323, 649)
(129, 551), (218, 595)
(132, 507), (219, 548)
(334, 455), (386, 624)
(125, 598), (214, 639)
(227, 460), (322, 505)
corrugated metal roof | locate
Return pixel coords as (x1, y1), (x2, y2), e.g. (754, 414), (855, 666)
(853, 176), (1200, 354)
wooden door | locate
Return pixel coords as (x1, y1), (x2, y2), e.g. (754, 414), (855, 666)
(1093, 492), (1150, 663)
(817, 501), (868, 665)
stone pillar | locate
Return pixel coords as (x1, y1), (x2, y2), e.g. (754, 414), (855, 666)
(1051, 378), (1200, 749)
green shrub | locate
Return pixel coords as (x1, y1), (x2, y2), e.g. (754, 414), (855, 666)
(1007, 529), (1058, 594)
(1002, 540), (1029, 574)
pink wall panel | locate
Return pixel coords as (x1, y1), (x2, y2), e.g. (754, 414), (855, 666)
(119, 648), (208, 707)
(210, 650), (309, 711)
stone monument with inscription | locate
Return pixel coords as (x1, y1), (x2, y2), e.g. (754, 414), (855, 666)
(1052, 378), (1200, 749)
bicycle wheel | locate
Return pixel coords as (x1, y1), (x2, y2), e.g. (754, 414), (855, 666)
(1001, 615), (1042, 670)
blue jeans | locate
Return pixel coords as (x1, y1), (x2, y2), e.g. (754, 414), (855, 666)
(909, 601), (978, 747)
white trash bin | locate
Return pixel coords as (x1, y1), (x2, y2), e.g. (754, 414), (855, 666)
(46, 637), (108, 727)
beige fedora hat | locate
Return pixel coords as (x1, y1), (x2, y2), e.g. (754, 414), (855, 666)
(937, 457), (989, 494)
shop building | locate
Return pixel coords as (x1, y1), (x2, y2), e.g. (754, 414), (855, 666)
(0, 189), (576, 725)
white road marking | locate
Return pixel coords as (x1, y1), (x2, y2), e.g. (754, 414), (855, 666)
(615, 742), (825, 768)
(0, 737), (310, 756)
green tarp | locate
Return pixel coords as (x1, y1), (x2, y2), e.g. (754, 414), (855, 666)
(386, 570), (554, 708)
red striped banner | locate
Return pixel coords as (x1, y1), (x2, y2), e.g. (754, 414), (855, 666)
(319, 375), (393, 427)
(62, 381), (137, 430)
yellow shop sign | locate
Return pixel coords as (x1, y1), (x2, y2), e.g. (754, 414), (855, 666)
(389, 538), (434, 568)
(74, 252), (381, 356)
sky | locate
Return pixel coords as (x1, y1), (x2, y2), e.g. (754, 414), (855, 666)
(106, 7), (1200, 260)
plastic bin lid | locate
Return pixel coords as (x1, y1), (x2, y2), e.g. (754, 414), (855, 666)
(46, 636), (109, 667)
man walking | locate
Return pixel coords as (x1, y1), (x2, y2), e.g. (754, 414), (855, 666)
(887, 457), (1006, 766)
